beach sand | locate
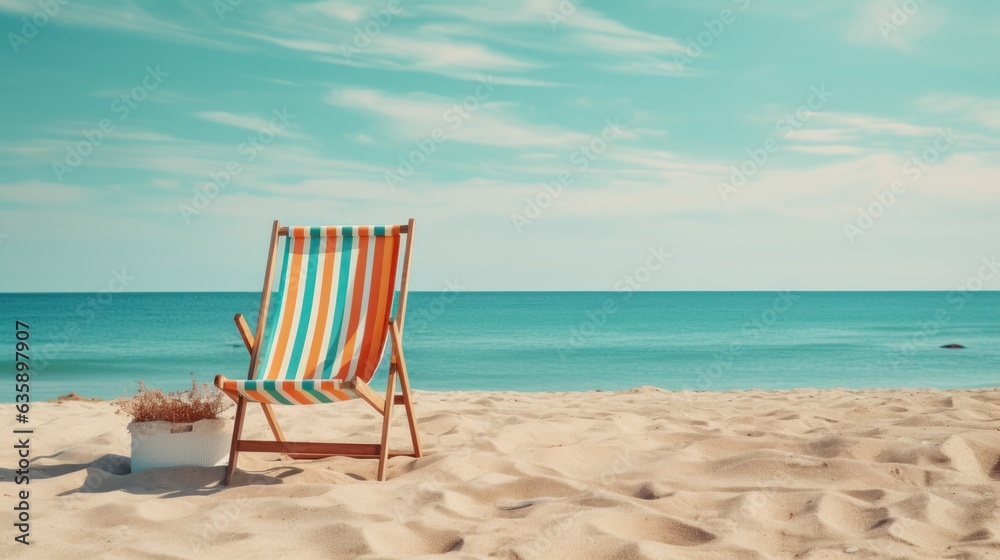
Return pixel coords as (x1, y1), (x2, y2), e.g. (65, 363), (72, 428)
(3, 387), (1000, 559)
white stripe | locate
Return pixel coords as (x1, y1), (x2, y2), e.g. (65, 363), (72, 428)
(294, 380), (324, 404)
(315, 235), (341, 379)
(259, 241), (296, 379)
(294, 235), (326, 380)
(272, 243), (309, 404)
(331, 236), (361, 379)
(287, 226), (400, 238)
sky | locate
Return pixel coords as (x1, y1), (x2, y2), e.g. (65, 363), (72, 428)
(0, 0), (998, 292)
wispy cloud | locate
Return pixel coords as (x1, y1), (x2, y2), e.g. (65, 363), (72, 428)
(2, 0), (691, 83)
(428, 0), (690, 76)
(327, 87), (591, 147)
(789, 129), (860, 142)
(813, 113), (942, 137)
(195, 111), (304, 137)
(787, 144), (867, 155)
(777, 111), (956, 157)
(0, 0), (243, 52)
(844, 0), (942, 51)
(0, 180), (92, 204)
(914, 93), (1000, 129)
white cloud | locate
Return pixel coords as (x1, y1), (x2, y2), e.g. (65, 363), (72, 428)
(2, 0), (694, 83)
(787, 144), (867, 155)
(235, 15), (543, 84)
(428, 0), (690, 77)
(309, 0), (370, 23)
(813, 113), (942, 137)
(844, 0), (942, 51)
(788, 129), (859, 142)
(0, 180), (92, 204)
(0, 0), (243, 52)
(914, 93), (1000, 129)
(195, 111), (303, 137)
(327, 88), (591, 148)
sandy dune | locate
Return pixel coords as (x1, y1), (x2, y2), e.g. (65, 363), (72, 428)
(3, 387), (1000, 559)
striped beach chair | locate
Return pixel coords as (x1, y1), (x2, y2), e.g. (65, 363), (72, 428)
(214, 219), (421, 484)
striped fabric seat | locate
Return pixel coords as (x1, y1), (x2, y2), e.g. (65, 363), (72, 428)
(217, 225), (402, 405)
(217, 219), (421, 484)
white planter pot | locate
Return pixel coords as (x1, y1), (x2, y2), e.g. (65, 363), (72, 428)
(128, 418), (231, 473)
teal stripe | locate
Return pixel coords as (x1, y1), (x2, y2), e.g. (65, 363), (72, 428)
(304, 384), (335, 403)
(320, 235), (354, 377)
(284, 235), (321, 379)
(257, 380), (293, 405)
(258, 237), (293, 375)
(286, 225), (401, 238)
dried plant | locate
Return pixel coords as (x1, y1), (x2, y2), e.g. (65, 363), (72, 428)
(113, 378), (226, 423)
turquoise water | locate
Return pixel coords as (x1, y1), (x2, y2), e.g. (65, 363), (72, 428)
(1, 291), (998, 401)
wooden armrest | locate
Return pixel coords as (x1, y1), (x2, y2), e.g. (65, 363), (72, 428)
(234, 313), (254, 353)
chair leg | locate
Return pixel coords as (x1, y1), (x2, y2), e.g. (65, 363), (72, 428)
(388, 319), (421, 457)
(397, 361), (422, 457)
(224, 397), (249, 485)
(260, 403), (286, 442)
(377, 366), (399, 481)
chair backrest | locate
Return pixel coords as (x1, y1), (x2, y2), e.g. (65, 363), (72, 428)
(254, 225), (406, 383)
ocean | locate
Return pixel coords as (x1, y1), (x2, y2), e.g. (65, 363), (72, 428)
(1, 291), (997, 401)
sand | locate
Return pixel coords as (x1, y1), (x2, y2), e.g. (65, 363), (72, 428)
(3, 387), (1000, 559)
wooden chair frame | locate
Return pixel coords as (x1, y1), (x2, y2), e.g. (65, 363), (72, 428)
(221, 218), (421, 485)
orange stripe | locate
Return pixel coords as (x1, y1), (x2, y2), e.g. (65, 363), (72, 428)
(359, 235), (391, 381)
(302, 236), (337, 379)
(366, 235), (401, 382)
(337, 228), (370, 379)
(280, 383), (314, 405)
(242, 387), (272, 403)
(266, 236), (305, 379)
(326, 388), (353, 401)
